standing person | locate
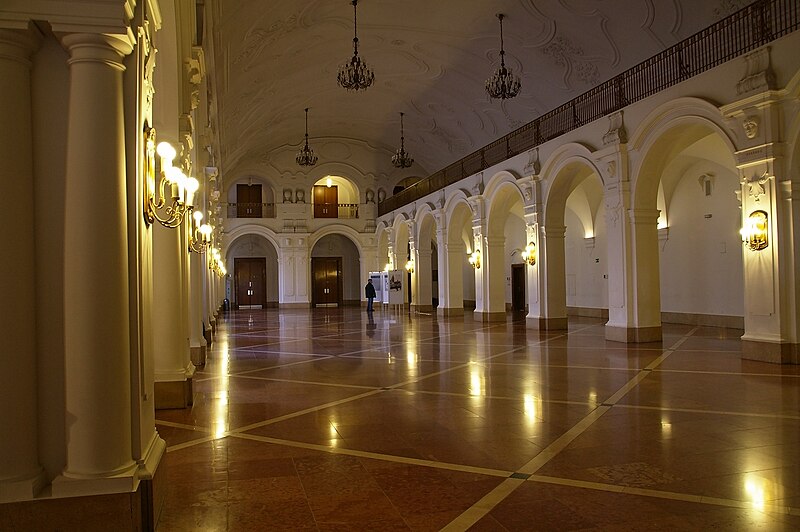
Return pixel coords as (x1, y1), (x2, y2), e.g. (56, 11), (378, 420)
(365, 278), (376, 311)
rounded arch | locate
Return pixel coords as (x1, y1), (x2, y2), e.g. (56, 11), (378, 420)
(312, 174), (359, 205)
(541, 148), (604, 229)
(630, 97), (738, 211)
(485, 178), (525, 238)
(308, 224), (365, 257)
(415, 203), (438, 245)
(223, 173), (277, 202)
(224, 224), (283, 263)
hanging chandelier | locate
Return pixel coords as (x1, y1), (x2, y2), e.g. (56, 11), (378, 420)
(337, 0), (374, 91)
(486, 14), (521, 100)
(391, 112), (413, 168)
(296, 108), (318, 167)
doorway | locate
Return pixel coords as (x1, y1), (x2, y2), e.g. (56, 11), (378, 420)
(511, 263), (526, 311)
(234, 257), (267, 309)
(312, 257), (342, 306)
(313, 185), (338, 218)
(237, 184), (262, 218)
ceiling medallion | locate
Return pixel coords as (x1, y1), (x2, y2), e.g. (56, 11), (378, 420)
(486, 13), (521, 100)
(295, 108), (318, 167)
(337, 0), (374, 91)
(391, 112), (414, 168)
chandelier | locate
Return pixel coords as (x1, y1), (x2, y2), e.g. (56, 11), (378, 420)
(486, 14), (521, 100)
(296, 108), (318, 167)
(337, 0), (374, 91)
(391, 112), (413, 168)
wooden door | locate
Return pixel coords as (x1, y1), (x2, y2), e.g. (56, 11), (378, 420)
(237, 184), (262, 218)
(511, 263), (526, 311)
(312, 257), (341, 306)
(234, 257), (266, 308)
(313, 185), (338, 218)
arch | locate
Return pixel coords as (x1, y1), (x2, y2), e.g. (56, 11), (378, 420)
(224, 224), (284, 263)
(540, 144), (604, 229)
(630, 97), (738, 211)
(485, 178), (525, 238)
(308, 224), (365, 257)
(312, 174), (359, 205)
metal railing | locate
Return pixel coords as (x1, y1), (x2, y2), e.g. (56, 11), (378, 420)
(227, 202), (276, 218)
(378, 0), (799, 216)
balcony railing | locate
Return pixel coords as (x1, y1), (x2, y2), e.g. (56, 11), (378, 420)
(313, 203), (359, 219)
(227, 202), (276, 218)
(378, 0), (800, 216)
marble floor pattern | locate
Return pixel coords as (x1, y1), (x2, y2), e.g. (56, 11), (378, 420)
(156, 308), (800, 531)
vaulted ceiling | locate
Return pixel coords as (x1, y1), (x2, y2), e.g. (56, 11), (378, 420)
(206, 0), (749, 188)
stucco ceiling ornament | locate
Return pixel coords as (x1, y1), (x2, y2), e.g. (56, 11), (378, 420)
(742, 116), (759, 139)
(741, 171), (771, 202)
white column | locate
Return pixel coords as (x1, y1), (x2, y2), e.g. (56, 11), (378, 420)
(539, 225), (568, 329)
(0, 27), (46, 502)
(415, 248), (433, 311)
(152, 220), (194, 408)
(54, 33), (137, 495)
(189, 250), (207, 365)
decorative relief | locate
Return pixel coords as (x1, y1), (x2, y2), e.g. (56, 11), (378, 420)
(295, 189), (305, 203)
(233, 14), (300, 70)
(742, 116), (759, 139)
(524, 148), (541, 175)
(541, 34), (600, 88)
(283, 188), (293, 203)
(603, 111), (627, 146)
(714, 0), (751, 19)
(736, 47), (775, 95)
(741, 171), (771, 201)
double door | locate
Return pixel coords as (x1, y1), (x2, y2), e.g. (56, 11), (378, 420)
(312, 257), (341, 306)
(237, 184), (262, 218)
(313, 185), (338, 218)
(234, 257), (266, 309)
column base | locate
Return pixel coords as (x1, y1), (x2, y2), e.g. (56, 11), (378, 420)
(203, 327), (213, 349)
(410, 304), (434, 313)
(437, 307), (464, 317)
(210, 318), (217, 333)
(742, 339), (800, 364)
(0, 469), (47, 502)
(280, 302), (312, 309)
(473, 311), (507, 322)
(190, 345), (207, 367)
(154, 378), (193, 409)
(605, 324), (662, 343)
(2, 438), (166, 530)
(526, 316), (568, 330)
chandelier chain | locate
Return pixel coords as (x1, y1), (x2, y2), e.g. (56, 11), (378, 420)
(337, 0), (374, 91)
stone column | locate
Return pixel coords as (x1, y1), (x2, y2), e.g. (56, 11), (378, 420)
(414, 247), (433, 312)
(53, 33), (137, 496)
(539, 225), (568, 329)
(188, 243), (207, 366)
(0, 26), (46, 502)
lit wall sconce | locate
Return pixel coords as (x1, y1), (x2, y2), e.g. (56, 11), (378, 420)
(143, 126), (198, 228)
(209, 247), (227, 276)
(468, 249), (481, 269)
(405, 260), (415, 273)
(740, 210), (769, 251)
(326, 176), (333, 188)
(522, 242), (536, 266)
(188, 210), (213, 254)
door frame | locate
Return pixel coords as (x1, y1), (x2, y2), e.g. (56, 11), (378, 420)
(311, 256), (343, 307)
(233, 257), (267, 309)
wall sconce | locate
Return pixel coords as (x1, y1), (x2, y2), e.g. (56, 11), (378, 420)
(468, 249), (481, 269)
(741, 210), (769, 251)
(405, 259), (415, 273)
(143, 126), (198, 228)
(522, 242), (536, 266)
(326, 176), (333, 188)
(188, 210), (213, 254)
(209, 247), (227, 276)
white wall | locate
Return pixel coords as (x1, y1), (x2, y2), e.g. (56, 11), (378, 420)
(565, 205), (608, 310)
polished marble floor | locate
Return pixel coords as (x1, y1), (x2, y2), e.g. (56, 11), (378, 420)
(156, 308), (800, 531)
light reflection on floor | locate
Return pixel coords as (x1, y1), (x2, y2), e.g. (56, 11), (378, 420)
(156, 308), (800, 531)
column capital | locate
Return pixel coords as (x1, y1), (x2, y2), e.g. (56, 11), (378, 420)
(628, 208), (660, 225)
(0, 26), (42, 66)
(60, 32), (134, 70)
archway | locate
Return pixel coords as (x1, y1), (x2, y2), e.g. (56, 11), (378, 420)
(310, 233), (361, 307)
(227, 233), (279, 308)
